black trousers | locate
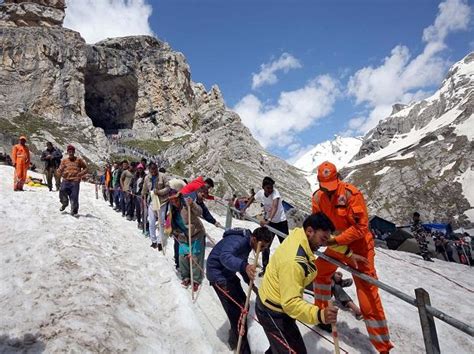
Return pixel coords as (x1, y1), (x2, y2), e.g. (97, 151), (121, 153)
(255, 296), (307, 354)
(134, 195), (142, 223)
(211, 279), (251, 354)
(262, 221), (289, 270)
(59, 181), (80, 214)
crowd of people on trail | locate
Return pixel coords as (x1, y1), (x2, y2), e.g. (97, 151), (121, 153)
(95, 157), (395, 353)
(21, 134), (469, 353)
(411, 212), (473, 265)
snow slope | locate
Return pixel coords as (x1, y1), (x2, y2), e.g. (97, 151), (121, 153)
(0, 165), (473, 353)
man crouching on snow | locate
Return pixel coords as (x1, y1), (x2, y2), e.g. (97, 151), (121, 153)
(206, 227), (273, 353)
(256, 212), (367, 354)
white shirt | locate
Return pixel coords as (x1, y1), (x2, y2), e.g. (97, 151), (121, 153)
(254, 188), (287, 223)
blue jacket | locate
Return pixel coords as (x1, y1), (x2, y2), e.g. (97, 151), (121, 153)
(206, 228), (252, 284)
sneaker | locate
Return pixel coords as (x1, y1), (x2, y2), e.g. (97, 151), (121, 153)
(150, 242), (158, 249)
(181, 279), (191, 288)
(126, 216), (133, 221)
(317, 323), (332, 333)
(60, 204), (67, 212)
(71, 211), (79, 217)
(157, 243), (163, 252)
(137, 222), (143, 229)
(192, 283), (200, 292)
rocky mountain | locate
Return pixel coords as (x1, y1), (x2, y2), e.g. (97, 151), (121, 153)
(0, 0), (311, 210)
(293, 136), (363, 191)
(341, 53), (474, 230)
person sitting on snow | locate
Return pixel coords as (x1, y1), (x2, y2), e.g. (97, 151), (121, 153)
(332, 271), (363, 320)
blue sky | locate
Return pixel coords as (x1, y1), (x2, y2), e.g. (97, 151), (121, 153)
(65, 0), (473, 161)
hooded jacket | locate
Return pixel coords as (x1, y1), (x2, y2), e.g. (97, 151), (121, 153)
(206, 228), (252, 284)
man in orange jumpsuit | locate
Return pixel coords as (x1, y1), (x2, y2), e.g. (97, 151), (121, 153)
(11, 136), (31, 191)
(312, 161), (393, 353)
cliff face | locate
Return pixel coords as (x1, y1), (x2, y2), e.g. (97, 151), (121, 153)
(0, 1), (311, 209)
(342, 53), (474, 229)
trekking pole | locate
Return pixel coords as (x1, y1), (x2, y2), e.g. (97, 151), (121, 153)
(330, 301), (341, 354)
(187, 202), (195, 301)
(236, 241), (262, 354)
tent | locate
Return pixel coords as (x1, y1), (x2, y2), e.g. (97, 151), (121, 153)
(370, 216), (397, 234)
(282, 200), (295, 213)
(385, 229), (413, 250)
(423, 223), (453, 236)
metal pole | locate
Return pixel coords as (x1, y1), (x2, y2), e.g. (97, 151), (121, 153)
(218, 203), (474, 338)
(415, 288), (441, 354)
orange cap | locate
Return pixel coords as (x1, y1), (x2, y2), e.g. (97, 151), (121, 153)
(317, 161), (339, 191)
(19, 135), (27, 141)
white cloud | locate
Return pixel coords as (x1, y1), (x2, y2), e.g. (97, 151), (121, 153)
(251, 53), (302, 89)
(64, 0), (154, 44)
(235, 75), (340, 148)
(347, 0), (471, 134)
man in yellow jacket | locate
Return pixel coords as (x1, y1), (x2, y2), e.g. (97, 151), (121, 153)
(256, 212), (366, 353)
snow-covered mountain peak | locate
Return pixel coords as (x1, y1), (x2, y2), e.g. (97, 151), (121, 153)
(293, 136), (363, 173)
(340, 52), (473, 230)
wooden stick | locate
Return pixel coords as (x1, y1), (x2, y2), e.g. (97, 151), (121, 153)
(187, 202), (195, 301)
(236, 241), (262, 353)
(330, 301), (341, 354)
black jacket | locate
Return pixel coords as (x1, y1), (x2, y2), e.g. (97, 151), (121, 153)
(41, 147), (62, 169)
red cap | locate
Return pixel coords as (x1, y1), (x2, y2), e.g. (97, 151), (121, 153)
(317, 161), (339, 191)
(67, 144), (75, 152)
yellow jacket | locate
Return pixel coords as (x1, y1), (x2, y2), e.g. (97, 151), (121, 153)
(258, 227), (352, 324)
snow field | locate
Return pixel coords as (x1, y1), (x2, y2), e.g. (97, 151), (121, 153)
(1, 165), (473, 353)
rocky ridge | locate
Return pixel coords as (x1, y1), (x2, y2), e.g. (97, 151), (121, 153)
(0, 0), (311, 210)
(342, 53), (474, 229)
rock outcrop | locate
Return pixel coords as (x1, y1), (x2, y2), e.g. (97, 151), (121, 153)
(342, 53), (474, 229)
(0, 0), (65, 27)
(0, 1), (311, 210)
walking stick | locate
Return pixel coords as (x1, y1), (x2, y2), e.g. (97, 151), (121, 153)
(330, 301), (341, 354)
(187, 202), (195, 301)
(236, 241), (262, 354)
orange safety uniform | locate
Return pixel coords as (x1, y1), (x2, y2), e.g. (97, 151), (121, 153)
(312, 181), (394, 353)
(11, 143), (30, 191)
(105, 168), (112, 188)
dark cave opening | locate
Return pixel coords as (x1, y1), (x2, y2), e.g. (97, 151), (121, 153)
(84, 72), (138, 133)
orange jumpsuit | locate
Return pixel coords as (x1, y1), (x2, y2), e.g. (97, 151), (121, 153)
(11, 144), (30, 191)
(312, 182), (394, 353)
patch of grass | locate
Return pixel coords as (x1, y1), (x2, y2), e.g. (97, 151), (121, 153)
(191, 113), (201, 132)
(123, 135), (191, 155)
(122, 139), (171, 154)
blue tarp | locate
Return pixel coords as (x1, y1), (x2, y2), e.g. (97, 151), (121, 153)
(282, 200), (295, 213)
(422, 223), (453, 235)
